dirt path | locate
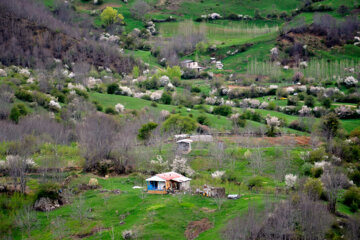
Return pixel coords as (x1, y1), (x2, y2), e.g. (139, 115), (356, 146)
(77, 3), (123, 11)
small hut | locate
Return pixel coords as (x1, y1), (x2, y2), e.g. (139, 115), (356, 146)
(146, 172), (191, 194)
(176, 139), (193, 154)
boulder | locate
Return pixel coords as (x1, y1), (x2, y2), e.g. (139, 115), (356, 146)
(34, 197), (60, 212)
(88, 178), (99, 186)
(0, 69), (7, 77)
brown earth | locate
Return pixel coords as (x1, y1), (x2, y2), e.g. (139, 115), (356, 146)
(220, 135), (312, 147)
(74, 227), (110, 239)
(185, 218), (213, 240)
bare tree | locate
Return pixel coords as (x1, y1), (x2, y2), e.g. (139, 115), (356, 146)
(223, 204), (264, 240)
(130, 0), (151, 20)
(210, 141), (226, 170)
(78, 113), (121, 170)
(52, 216), (69, 240)
(16, 205), (38, 237)
(7, 155), (28, 194)
(249, 147), (265, 175)
(321, 166), (348, 213)
(71, 194), (90, 224)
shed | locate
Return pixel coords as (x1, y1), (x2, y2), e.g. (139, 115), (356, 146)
(176, 139), (193, 154)
(146, 172), (191, 194)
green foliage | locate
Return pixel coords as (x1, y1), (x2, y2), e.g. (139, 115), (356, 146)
(138, 122), (158, 140)
(100, 7), (124, 26)
(304, 95), (315, 108)
(105, 107), (117, 114)
(247, 176), (263, 190)
(15, 89), (33, 102)
(301, 163), (313, 176)
(191, 86), (201, 93)
(36, 182), (60, 201)
(321, 113), (340, 140)
(107, 83), (119, 94)
(308, 148), (326, 163)
(160, 92), (172, 105)
(321, 98), (331, 109)
(161, 66), (181, 81)
(349, 170), (360, 186)
(197, 115), (211, 126)
(241, 110), (262, 122)
(10, 104), (28, 123)
(343, 187), (360, 212)
(132, 66), (140, 78)
(162, 114), (197, 133)
(213, 105), (232, 117)
(304, 178), (323, 199)
(10, 105), (20, 123)
(311, 167), (323, 178)
(222, 170), (241, 183)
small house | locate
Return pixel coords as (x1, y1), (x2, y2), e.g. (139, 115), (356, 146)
(180, 60), (203, 72)
(146, 172), (191, 194)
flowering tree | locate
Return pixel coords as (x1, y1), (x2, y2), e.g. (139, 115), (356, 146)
(171, 155), (195, 177)
(266, 115), (280, 137)
(285, 174), (297, 188)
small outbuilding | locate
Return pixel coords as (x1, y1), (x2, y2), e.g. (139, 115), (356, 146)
(146, 172), (191, 194)
(180, 60), (203, 72)
(176, 139), (193, 154)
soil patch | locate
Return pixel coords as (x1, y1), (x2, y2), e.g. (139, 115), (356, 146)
(74, 227), (109, 239)
(185, 218), (213, 240)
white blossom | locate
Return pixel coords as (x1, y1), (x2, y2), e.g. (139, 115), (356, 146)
(285, 174), (297, 188)
(159, 75), (170, 86)
(314, 161), (330, 169)
(266, 115), (280, 128)
(49, 100), (61, 110)
(115, 103), (125, 113)
(150, 91), (163, 101)
(160, 110), (170, 118)
(171, 155), (195, 177)
(344, 76), (358, 87)
(68, 83), (86, 91)
(259, 102), (269, 109)
(211, 171), (225, 179)
(335, 105), (354, 118)
(299, 105), (312, 116)
(119, 86), (133, 96)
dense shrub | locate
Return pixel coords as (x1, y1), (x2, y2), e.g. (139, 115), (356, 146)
(301, 163), (313, 176)
(107, 83), (119, 94)
(304, 95), (315, 108)
(349, 170), (360, 187)
(105, 107), (117, 114)
(10, 103), (28, 123)
(247, 176), (263, 190)
(311, 167), (324, 178)
(240, 110), (262, 122)
(160, 92), (172, 105)
(213, 105), (232, 116)
(138, 122), (158, 141)
(197, 115), (210, 126)
(15, 89), (33, 102)
(35, 182), (60, 201)
(304, 178), (323, 200)
(162, 114), (197, 133)
(308, 148), (326, 163)
(343, 187), (360, 212)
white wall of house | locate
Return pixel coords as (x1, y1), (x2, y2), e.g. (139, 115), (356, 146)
(158, 181), (166, 190)
(179, 181), (191, 191)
